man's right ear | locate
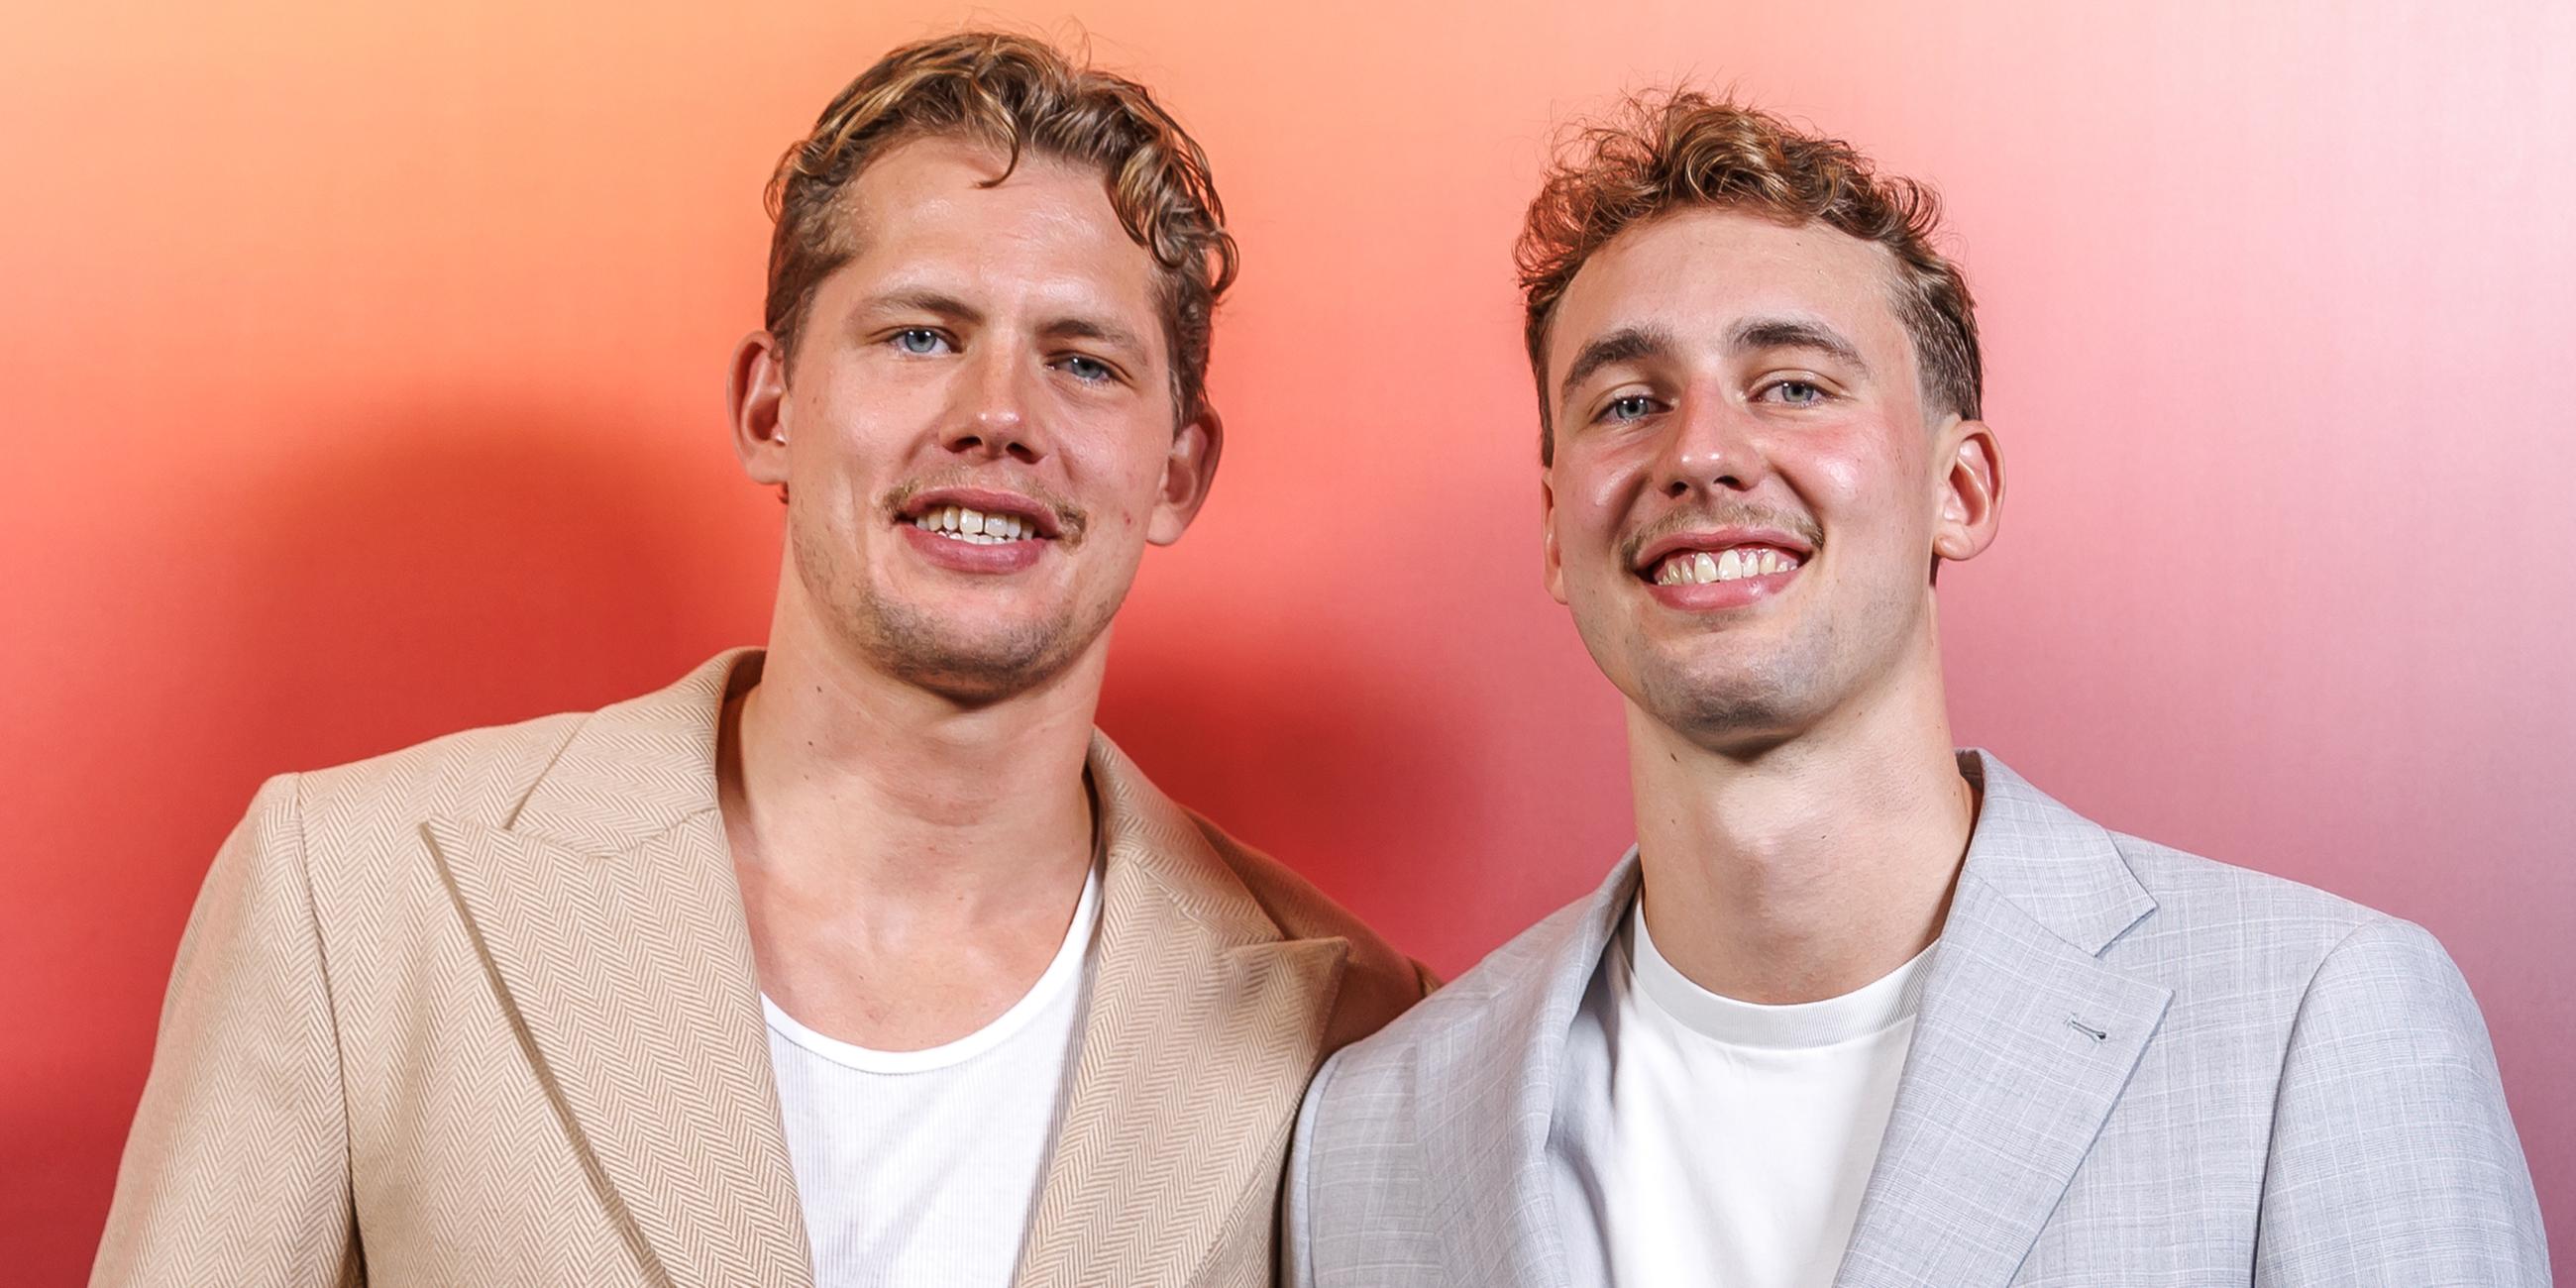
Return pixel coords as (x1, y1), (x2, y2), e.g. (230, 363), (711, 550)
(727, 330), (791, 492)
(1541, 469), (1569, 605)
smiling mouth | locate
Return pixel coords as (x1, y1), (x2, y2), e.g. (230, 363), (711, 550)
(889, 478), (1084, 554)
(1646, 544), (1803, 586)
(1624, 509), (1820, 594)
(908, 504), (1046, 546)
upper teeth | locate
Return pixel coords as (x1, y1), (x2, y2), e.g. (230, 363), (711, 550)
(912, 505), (1037, 544)
(1653, 546), (1799, 586)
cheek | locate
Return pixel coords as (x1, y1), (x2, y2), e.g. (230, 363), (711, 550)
(1787, 431), (1917, 529)
(801, 382), (939, 494)
(791, 385), (878, 472)
(1067, 435), (1141, 492)
(1558, 456), (1645, 553)
(1780, 430), (1872, 500)
(1550, 504), (1620, 589)
(1054, 427), (1169, 536)
(1784, 433), (1943, 590)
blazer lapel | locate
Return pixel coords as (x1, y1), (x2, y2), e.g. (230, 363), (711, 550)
(1420, 854), (1640, 1288)
(1014, 735), (1350, 1288)
(1833, 753), (2172, 1288)
(426, 651), (812, 1288)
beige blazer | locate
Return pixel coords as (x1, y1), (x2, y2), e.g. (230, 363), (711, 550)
(94, 650), (1428, 1287)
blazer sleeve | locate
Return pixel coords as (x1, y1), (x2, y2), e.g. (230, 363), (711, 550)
(93, 774), (361, 1288)
(2252, 915), (2551, 1285)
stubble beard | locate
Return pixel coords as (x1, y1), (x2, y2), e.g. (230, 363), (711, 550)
(792, 510), (1110, 705)
(1628, 571), (1926, 754)
(1633, 621), (1836, 753)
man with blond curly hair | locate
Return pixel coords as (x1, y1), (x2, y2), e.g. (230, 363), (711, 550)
(96, 33), (1423, 1288)
(1284, 91), (2545, 1287)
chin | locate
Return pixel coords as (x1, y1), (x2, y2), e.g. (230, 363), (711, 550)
(886, 652), (1066, 703)
(1633, 656), (1815, 751)
(851, 587), (1112, 703)
(876, 620), (1067, 696)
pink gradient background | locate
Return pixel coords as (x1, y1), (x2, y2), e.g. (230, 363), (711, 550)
(4, 1), (2569, 1280)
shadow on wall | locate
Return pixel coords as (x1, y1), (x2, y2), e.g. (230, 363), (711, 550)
(1096, 626), (1479, 947)
(218, 398), (760, 763)
(31, 400), (759, 1286)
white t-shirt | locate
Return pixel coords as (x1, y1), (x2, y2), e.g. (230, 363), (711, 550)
(1549, 895), (1933, 1288)
(764, 861), (1101, 1288)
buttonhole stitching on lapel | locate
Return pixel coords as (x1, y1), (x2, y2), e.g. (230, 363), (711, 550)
(2066, 1016), (2108, 1043)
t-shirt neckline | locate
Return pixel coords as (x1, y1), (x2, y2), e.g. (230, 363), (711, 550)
(1626, 896), (1934, 1051)
(762, 857), (1101, 1075)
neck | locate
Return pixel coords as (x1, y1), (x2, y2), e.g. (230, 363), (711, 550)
(1628, 631), (1976, 1006)
(721, 589), (1103, 923)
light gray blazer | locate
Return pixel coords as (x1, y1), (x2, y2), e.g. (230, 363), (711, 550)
(1284, 752), (2549, 1286)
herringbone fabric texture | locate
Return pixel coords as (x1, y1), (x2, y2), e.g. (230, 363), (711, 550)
(1283, 752), (2550, 1287)
(95, 650), (1426, 1287)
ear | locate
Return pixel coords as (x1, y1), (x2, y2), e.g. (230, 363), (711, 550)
(727, 330), (791, 489)
(1541, 468), (1570, 605)
(1930, 417), (2003, 566)
(1144, 402), (1224, 546)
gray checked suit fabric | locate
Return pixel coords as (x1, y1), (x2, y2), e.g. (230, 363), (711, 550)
(1284, 752), (2549, 1286)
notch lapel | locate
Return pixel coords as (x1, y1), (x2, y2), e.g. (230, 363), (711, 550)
(425, 651), (811, 1288)
(1833, 753), (2172, 1288)
(1013, 736), (1349, 1288)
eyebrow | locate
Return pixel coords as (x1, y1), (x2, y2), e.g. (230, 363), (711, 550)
(1557, 325), (1676, 409)
(1556, 316), (1878, 410)
(1038, 315), (1148, 361)
(1731, 317), (1871, 374)
(858, 288), (984, 326)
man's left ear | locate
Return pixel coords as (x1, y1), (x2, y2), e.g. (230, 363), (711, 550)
(1146, 404), (1224, 546)
(1931, 417), (2003, 564)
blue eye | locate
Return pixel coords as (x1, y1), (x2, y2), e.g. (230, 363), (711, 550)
(1763, 379), (1825, 405)
(1602, 394), (1656, 423)
(1058, 355), (1114, 383)
(894, 328), (945, 356)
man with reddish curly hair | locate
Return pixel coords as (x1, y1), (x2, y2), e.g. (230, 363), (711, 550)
(95, 32), (1423, 1287)
(1285, 91), (2545, 1286)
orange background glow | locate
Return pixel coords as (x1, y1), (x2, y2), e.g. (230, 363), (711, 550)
(5, 2), (2570, 1279)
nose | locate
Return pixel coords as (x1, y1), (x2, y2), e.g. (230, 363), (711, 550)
(1652, 386), (1764, 498)
(939, 345), (1050, 465)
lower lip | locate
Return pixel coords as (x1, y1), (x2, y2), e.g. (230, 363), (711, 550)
(1642, 565), (1801, 610)
(900, 523), (1047, 574)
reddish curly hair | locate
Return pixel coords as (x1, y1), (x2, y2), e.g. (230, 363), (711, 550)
(1518, 91), (1981, 465)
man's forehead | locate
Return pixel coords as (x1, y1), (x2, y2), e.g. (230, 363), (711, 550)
(1552, 206), (1910, 365)
(834, 136), (1142, 263)
(827, 137), (1161, 316)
